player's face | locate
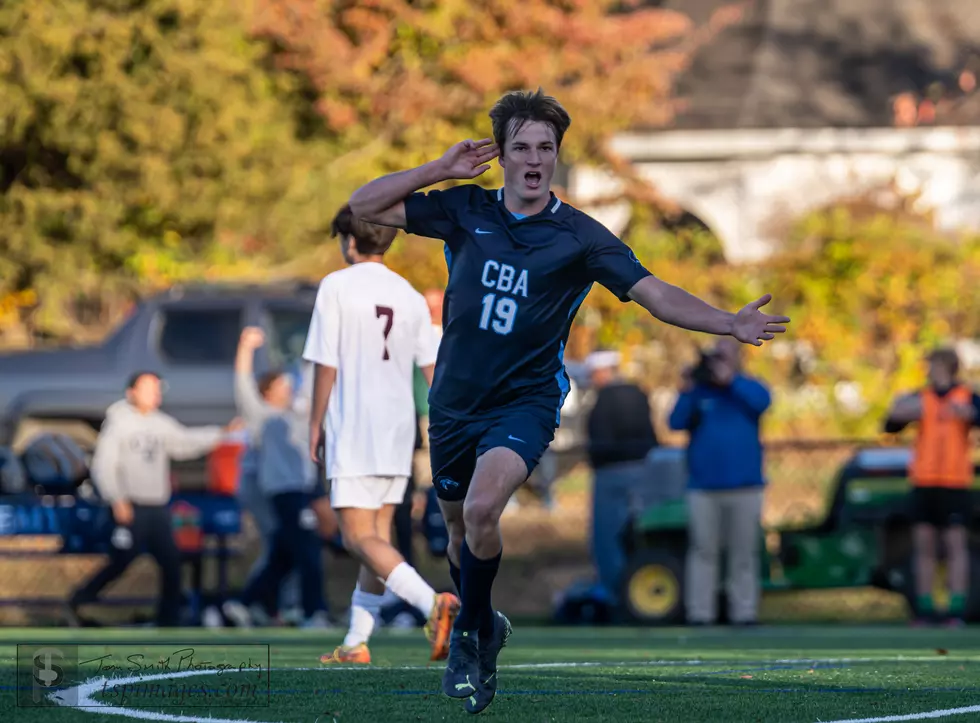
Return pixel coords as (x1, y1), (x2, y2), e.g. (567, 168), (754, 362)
(928, 359), (954, 388)
(265, 375), (294, 409)
(127, 375), (163, 413)
(499, 120), (558, 211)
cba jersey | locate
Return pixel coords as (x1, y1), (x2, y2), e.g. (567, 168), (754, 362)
(302, 262), (439, 479)
(404, 184), (652, 424)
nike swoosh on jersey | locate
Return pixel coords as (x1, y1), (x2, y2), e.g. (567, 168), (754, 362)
(475, 228), (493, 234)
(507, 435), (525, 443)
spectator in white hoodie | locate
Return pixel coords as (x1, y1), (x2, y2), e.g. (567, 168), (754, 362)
(68, 371), (240, 627)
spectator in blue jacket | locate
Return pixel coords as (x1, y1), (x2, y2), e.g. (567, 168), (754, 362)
(668, 337), (771, 626)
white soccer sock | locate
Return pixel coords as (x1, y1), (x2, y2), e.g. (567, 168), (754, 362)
(384, 562), (437, 618)
(343, 584), (384, 648)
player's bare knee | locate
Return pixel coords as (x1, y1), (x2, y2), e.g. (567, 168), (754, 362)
(340, 526), (371, 555)
(340, 534), (361, 556)
(462, 497), (501, 539)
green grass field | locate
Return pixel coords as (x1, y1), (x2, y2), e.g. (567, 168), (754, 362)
(2, 625), (980, 722)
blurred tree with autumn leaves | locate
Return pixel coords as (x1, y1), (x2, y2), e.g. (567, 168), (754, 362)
(0, 0), (344, 342)
(0, 0), (714, 344)
(619, 187), (980, 439)
(2, 0), (980, 437)
(247, 0), (707, 168)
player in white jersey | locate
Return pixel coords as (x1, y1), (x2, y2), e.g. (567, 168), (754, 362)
(304, 205), (460, 664)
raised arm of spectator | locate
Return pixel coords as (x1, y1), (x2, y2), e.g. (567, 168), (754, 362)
(668, 381), (698, 431)
(234, 327), (271, 426)
(729, 376), (772, 418)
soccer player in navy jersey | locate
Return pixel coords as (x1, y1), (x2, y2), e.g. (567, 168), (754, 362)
(349, 89), (790, 713)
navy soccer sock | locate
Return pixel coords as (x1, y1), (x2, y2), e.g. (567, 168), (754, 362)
(454, 540), (501, 633)
(449, 559), (462, 596)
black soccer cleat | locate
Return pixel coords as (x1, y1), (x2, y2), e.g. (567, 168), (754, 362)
(441, 628), (481, 699)
(464, 610), (512, 715)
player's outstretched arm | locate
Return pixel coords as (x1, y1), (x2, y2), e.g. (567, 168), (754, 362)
(628, 276), (790, 347)
(349, 139), (499, 228)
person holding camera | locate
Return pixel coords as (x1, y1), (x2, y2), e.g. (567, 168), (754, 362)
(668, 338), (771, 626)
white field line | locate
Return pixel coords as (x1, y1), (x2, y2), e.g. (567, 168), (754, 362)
(48, 657), (980, 723)
(822, 706), (980, 723)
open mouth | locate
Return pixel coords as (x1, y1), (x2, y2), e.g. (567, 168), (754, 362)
(524, 171), (542, 189)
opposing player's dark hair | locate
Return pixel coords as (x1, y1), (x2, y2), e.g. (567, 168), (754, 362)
(489, 88), (571, 155)
(126, 371), (161, 390)
(331, 204), (397, 256)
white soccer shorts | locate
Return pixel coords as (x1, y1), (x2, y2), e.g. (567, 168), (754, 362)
(328, 475), (409, 510)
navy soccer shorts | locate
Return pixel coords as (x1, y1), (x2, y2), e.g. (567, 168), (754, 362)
(428, 406), (556, 502)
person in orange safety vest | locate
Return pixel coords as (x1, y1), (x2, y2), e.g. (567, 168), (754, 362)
(884, 347), (979, 626)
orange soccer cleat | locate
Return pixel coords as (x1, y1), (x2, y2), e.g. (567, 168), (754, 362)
(319, 643), (371, 665)
(424, 592), (461, 661)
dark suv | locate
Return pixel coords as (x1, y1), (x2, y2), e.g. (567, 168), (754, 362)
(0, 281), (319, 485)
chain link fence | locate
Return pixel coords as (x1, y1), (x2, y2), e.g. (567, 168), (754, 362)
(760, 438), (879, 529)
(535, 437), (883, 525)
(0, 437), (907, 626)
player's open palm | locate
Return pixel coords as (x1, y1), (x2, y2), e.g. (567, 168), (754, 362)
(732, 294), (790, 346)
(438, 138), (499, 179)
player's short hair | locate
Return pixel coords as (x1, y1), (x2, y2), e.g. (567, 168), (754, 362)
(928, 347), (960, 375)
(258, 370), (286, 398)
(489, 88), (571, 156)
(331, 204), (397, 256)
(126, 371), (161, 390)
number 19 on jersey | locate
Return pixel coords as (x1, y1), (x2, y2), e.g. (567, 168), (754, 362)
(478, 259), (527, 336)
(479, 293), (517, 335)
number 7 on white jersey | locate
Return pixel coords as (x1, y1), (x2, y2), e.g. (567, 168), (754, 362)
(375, 305), (393, 359)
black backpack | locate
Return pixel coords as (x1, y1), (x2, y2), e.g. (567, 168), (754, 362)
(0, 447), (28, 495)
(20, 433), (89, 494)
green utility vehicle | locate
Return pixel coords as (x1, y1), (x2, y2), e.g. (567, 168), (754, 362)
(619, 446), (980, 624)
